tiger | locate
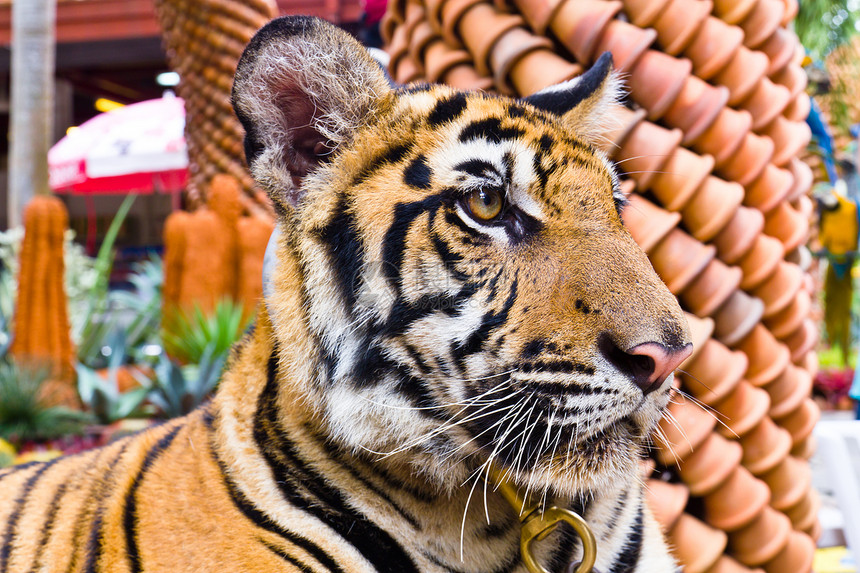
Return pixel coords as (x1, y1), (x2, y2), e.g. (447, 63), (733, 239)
(0, 15), (693, 573)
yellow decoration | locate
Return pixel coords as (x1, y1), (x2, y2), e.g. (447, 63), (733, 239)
(13, 449), (62, 465)
(0, 438), (16, 468)
(820, 194), (859, 256)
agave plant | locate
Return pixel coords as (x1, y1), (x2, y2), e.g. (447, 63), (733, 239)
(145, 343), (226, 419)
(162, 298), (250, 364)
(0, 359), (90, 444)
(76, 330), (150, 425)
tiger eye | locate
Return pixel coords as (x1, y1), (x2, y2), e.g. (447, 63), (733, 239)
(467, 188), (503, 222)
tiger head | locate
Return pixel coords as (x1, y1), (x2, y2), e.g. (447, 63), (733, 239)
(233, 16), (692, 499)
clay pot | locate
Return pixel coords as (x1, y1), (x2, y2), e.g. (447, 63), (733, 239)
(442, 63), (495, 91)
(424, 40), (473, 83)
(763, 115), (812, 167)
(665, 77), (731, 145)
(712, 290), (764, 347)
(738, 234), (784, 290)
(771, 62), (808, 99)
(775, 398), (819, 445)
(703, 465), (770, 531)
(750, 260), (804, 319)
(680, 338), (747, 405)
(654, 393), (717, 465)
(760, 454), (811, 511)
(763, 288), (810, 339)
(714, 380), (771, 438)
(713, 206), (764, 265)
(493, 33), (562, 95)
(705, 555), (766, 573)
(621, 0), (671, 27)
(682, 312), (715, 361)
(740, 416), (793, 475)
(387, 25), (410, 69)
(629, 50), (692, 120)
(681, 176), (744, 242)
(780, 0), (799, 24)
(678, 431), (743, 496)
(440, 0), (485, 47)
(395, 55), (424, 84)
(739, 0), (784, 49)
(458, 4), (526, 76)
(602, 107), (647, 155)
(408, 21), (437, 66)
(728, 506), (791, 566)
(763, 201), (808, 253)
(760, 27), (798, 76)
(680, 259), (742, 318)
(792, 433), (816, 460)
(645, 479), (689, 532)
(763, 531), (815, 573)
(764, 365), (813, 420)
(668, 513), (728, 573)
(714, 46), (770, 106)
(743, 164), (793, 214)
(549, 0), (622, 63)
(592, 19), (658, 73)
(736, 324), (791, 387)
(690, 107), (752, 166)
(615, 121), (683, 189)
(785, 157), (813, 202)
(784, 91), (811, 123)
(784, 488), (820, 532)
(685, 17), (744, 80)
(739, 78), (791, 131)
(648, 147), (714, 212)
(651, 0), (712, 56)
(712, 0), (757, 24)
(621, 194), (681, 253)
(512, 0), (567, 36)
(716, 132), (774, 186)
(648, 228), (716, 294)
(784, 318), (817, 364)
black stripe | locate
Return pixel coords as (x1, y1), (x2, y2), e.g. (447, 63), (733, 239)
(403, 154), (433, 189)
(353, 142), (413, 185)
(123, 426), (182, 573)
(459, 118), (525, 144)
(0, 460), (56, 570)
(255, 358), (419, 573)
(27, 481), (68, 573)
(452, 277), (518, 363)
(259, 538), (315, 572)
(608, 501), (644, 573)
(204, 410), (346, 573)
(381, 192), (448, 294)
(316, 196), (364, 312)
(427, 93), (468, 126)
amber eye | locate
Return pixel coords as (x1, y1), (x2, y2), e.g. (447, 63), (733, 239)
(466, 188), (504, 222)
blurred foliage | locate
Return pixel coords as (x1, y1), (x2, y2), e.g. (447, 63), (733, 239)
(145, 342), (226, 419)
(162, 298), (250, 364)
(0, 359), (90, 445)
(796, 0), (859, 61)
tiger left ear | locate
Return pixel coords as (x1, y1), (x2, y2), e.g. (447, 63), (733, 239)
(521, 52), (622, 144)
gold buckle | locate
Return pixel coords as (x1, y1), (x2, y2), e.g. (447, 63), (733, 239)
(487, 463), (597, 573)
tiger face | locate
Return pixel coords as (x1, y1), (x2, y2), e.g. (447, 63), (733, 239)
(234, 17), (691, 501)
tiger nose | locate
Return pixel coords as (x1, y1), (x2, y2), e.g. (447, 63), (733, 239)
(599, 335), (693, 395)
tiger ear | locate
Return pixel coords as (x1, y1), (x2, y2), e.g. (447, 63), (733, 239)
(520, 52), (622, 145)
(232, 16), (392, 211)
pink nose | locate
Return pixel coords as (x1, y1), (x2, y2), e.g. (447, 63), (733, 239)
(625, 342), (693, 395)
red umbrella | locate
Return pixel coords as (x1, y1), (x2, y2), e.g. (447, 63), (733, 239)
(48, 94), (188, 195)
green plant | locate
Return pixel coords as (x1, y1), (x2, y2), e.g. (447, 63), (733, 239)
(108, 254), (164, 364)
(76, 330), (149, 425)
(75, 194), (137, 368)
(795, 0), (859, 62)
(162, 298), (250, 364)
(0, 359), (89, 444)
(145, 343), (226, 419)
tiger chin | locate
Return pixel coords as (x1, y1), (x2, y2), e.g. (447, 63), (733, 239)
(0, 16), (692, 573)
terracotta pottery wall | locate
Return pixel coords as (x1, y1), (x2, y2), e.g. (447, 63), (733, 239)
(382, 0), (819, 570)
(153, 0), (277, 213)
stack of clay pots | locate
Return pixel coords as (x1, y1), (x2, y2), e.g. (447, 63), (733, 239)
(154, 0), (277, 212)
(382, 0), (819, 570)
